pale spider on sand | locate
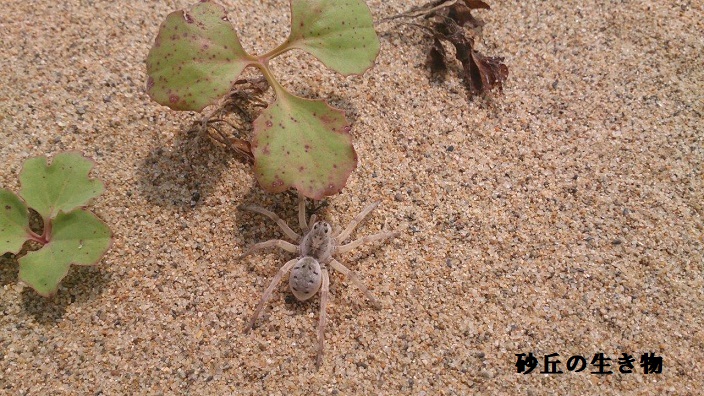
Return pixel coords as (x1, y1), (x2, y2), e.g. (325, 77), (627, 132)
(240, 194), (399, 369)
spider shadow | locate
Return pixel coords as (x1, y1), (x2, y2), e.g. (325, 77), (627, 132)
(135, 122), (248, 210)
(254, 276), (347, 326)
(283, 293), (318, 316)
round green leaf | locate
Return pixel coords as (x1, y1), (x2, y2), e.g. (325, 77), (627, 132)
(251, 90), (357, 199)
(146, 1), (255, 111)
(19, 152), (104, 220)
(0, 189), (30, 254)
(284, 0), (380, 75)
(18, 209), (111, 297)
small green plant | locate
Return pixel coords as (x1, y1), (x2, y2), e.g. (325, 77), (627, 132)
(0, 152), (111, 297)
(146, 0), (380, 199)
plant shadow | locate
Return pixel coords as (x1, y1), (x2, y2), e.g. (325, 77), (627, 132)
(135, 123), (249, 210)
(19, 265), (110, 324)
(0, 253), (19, 287)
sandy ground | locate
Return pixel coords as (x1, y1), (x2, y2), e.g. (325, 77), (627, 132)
(1, 0), (702, 394)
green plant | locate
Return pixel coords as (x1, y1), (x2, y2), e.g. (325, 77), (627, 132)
(0, 152), (111, 296)
(146, 0), (380, 199)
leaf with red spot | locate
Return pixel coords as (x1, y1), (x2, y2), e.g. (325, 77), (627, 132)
(146, 1), (255, 111)
(283, 0), (379, 75)
(252, 88), (356, 199)
(146, 1), (381, 198)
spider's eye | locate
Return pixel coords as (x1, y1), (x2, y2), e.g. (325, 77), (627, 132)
(324, 228), (328, 233)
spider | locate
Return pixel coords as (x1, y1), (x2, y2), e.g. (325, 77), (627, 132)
(240, 194), (399, 369)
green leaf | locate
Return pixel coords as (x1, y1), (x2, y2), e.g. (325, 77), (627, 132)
(252, 89), (357, 199)
(146, 1), (255, 111)
(19, 152), (104, 220)
(0, 189), (30, 254)
(284, 0), (380, 75)
(18, 209), (111, 297)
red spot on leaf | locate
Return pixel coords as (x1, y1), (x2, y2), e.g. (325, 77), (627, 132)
(146, 77), (155, 90)
(319, 114), (335, 124)
(183, 11), (194, 24)
(169, 94), (180, 104)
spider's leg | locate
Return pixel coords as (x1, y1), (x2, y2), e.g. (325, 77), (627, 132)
(238, 239), (297, 260)
(335, 231), (400, 255)
(329, 259), (381, 309)
(316, 268), (330, 370)
(298, 192), (308, 233)
(244, 258), (298, 333)
(308, 214), (318, 230)
(242, 205), (301, 240)
(334, 201), (380, 242)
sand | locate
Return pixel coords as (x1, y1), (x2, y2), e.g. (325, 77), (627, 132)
(1, 0), (702, 394)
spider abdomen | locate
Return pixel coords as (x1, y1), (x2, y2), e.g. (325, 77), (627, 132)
(289, 257), (322, 301)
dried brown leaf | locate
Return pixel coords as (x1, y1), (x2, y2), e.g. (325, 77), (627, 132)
(428, 38), (448, 76)
(196, 77), (271, 163)
(467, 48), (509, 95)
(392, 0), (508, 98)
(451, 4), (485, 28)
(462, 0), (490, 10)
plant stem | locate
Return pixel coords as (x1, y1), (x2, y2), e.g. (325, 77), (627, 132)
(253, 62), (288, 98)
(27, 227), (48, 245)
(260, 39), (293, 61)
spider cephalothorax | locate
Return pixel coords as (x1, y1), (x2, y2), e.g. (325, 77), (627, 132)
(240, 194), (398, 369)
(301, 221), (334, 260)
